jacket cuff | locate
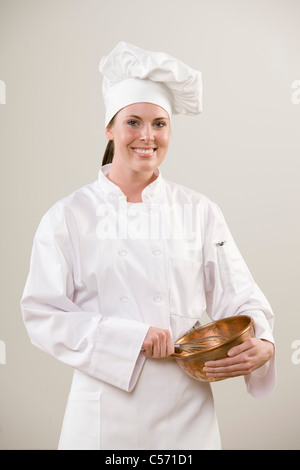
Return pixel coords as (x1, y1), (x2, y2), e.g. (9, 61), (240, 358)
(89, 316), (150, 392)
(244, 351), (276, 398)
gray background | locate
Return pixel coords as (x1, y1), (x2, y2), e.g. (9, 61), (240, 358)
(0, 0), (299, 449)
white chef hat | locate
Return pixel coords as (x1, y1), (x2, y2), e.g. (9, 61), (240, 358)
(99, 41), (202, 126)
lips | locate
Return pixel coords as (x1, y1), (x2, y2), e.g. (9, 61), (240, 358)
(131, 147), (157, 156)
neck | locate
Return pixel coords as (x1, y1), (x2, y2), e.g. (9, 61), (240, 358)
(107, 164), (158, 203)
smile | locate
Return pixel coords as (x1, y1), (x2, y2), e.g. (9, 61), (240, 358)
(132, 148), (156, 156)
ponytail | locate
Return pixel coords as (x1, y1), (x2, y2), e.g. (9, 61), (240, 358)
(102, 115), (116, 166)
(102, 140), (114, 165)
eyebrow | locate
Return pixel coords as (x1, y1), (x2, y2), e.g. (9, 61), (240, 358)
(125, 114), (169, 121)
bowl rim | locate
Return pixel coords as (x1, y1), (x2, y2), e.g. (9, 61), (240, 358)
(172, 314), (254, 358)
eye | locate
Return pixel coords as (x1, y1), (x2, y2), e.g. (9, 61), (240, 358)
(153, 121), (166, 128)
(127, 120), (139, 127)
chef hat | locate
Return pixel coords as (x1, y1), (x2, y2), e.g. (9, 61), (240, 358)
(99, 41), (202, 126)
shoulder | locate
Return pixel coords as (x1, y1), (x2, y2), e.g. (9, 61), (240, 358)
(36, 181), (99, 234)
(163, 178), (218, 209)
(162, 178), (227, 229)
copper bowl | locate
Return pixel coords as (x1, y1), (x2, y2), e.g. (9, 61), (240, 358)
(172, 315), (255, 382)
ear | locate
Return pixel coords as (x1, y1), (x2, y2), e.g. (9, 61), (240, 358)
(105, 125), (114, 140)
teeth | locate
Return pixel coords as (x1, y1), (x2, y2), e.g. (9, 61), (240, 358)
(133, 148), (155, 155)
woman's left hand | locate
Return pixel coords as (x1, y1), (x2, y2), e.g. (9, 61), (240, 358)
(203, 338), (274, 379)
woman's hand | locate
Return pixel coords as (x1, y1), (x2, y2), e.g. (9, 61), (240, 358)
(203, 338), (274, 379)
(142, 327), (174, 358)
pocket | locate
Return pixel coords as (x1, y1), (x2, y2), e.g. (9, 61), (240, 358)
(169, 256), (205, 319)
(58, 391), (101, 450)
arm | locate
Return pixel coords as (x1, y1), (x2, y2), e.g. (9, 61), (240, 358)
(203, 200), (276, 397)
(20, 205), (150, 392)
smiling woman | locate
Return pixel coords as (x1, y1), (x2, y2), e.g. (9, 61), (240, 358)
(104, 103), (171, 202)
(21, 41), (275, 451)
(102, 111), (170, 166)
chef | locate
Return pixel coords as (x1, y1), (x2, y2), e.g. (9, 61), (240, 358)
(21, 42), (275, 450)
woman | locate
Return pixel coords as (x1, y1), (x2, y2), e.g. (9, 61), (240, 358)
(21, 42), (275, 450)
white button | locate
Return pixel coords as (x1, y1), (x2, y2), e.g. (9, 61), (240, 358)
(119, 295), (129, 303)
(118, 248), (128, 256)
(152, 247), (162, 256)
(153, 294), (163, 303)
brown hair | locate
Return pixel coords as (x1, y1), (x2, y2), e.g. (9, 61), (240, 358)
(102, 140), (114, 165)
(102, 115), (116, 166)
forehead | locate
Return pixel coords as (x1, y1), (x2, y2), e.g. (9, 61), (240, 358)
(118, 102), (170, 120)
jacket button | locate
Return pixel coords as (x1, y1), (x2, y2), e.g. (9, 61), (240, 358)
(119, 295), (129, 303)
(152, 247), (162, 256)
(118, 248), (128, 256)
(153, 294), (163, 303)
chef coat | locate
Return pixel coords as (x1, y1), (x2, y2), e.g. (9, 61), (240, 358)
(21, 163), (275, 450)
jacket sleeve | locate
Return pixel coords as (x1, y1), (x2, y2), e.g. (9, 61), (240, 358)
(202, 199), (276, 398)
(20, 204), (149, 392)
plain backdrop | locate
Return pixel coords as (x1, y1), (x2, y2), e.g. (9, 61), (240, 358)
(0, 0), (299, 450)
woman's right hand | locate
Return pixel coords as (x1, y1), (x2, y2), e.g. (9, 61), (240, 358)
(142, 327), (174, 358)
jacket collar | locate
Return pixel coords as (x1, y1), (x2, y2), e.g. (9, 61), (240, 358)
(97, 163), (165, 203)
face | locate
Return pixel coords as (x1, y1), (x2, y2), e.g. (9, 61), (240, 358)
(105, 102), (170, 176)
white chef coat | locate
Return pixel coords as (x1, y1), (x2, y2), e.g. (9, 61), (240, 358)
(21, 163), (275, 450)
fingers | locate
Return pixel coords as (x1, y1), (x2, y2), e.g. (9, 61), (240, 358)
(227, 338), (256, 357)
(203, 339), (259, 378)
(142, 327), (174, 358)
(203, 356), (253, 378)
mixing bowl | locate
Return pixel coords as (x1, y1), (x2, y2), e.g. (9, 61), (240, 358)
(172, 315), (254, 382)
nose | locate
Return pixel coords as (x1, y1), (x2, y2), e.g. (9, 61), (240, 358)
(140, 124), (154, 143)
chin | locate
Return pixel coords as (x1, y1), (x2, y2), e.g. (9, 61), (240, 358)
(136, 159), (158, 171)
